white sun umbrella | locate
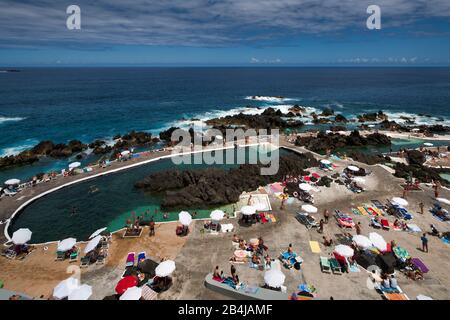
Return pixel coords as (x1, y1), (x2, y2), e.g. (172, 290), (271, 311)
(334, 244), (354, 258)
(320, 159), (331, 165)
(241, 205), (256, 215)
(11, 228), (32, 245)
(68, 162), (81, 169)
(4, 178), (20, 185)
(301, 204), (318, 213)
(155, 260), (176, 277)
(215, 135), (223, 140)
(264, 269), (285, 288)
(424, 142), (434, 147)
(369, 232), (387, 251)
(53, 277), (80, 299)
(68, 284), (92, 300)
(347, 165), (359, 172)
(436, 198), (450, 206)
(57, 237), (77, 252)
(210, 209), (225, 221)
(416, 294), (433, 300)
(121, 150), (131, 156)
(119, 286), (142, 300)
(84, 235), (102, 254)
(352, 235), (373, 249)
(392, 197), (408, 207)
(299, 183), (313, 192)
(178, 211), (192, 226)
(89, 227), (107, 239)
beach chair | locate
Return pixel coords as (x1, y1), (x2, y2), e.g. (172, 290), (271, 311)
(320, 256), (331, 273)
(381, 219), (390, 230)
(80, 256), (90, 268)
(56, 251), (66, 261)
(69, 250), (79, 262)
(141, 285), (158, 300)
(411, 258), (429, 273)
(96, 255), (105, 265)
(296, 212), (318, 229)
(370, 218), (382, 229)
(126, 252), (135, 267)
(329, 258), (342, 274)
(137, 251), (146, 263)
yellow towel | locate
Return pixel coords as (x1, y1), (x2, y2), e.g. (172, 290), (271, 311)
(269, 214), (277, 222)
(357, 207), (368, 216)
(309, 241), (321, 253)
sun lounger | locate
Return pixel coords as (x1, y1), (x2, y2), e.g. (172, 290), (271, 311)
(80, 256), (90, 268)
(381, 219), (390, 230)
(126, 252), (135, 267)
(69, 250), (79, 262)
(383, 292), (409, 300)
(371, 200), (386, 211)
(329, 258), (342, 274)
(56, 251), (65, 261)
(141, 285), (158, 300)
(296, 212), (318, 229)
(137, 252), (146, 263)
(370, 218), (382, 229)
(357, 207), (368, 216)
(320, 256), (331, 273)
(96, 255), (105, 265)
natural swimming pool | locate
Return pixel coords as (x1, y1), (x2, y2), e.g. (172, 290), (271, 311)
(9, 145), (281, 243)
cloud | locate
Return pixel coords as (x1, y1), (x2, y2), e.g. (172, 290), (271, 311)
(0, 0), (449, 48)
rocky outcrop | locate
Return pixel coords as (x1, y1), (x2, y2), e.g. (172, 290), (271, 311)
(394, 163), (449, 187)
(357, 111), (387, 122)
(135, 153), (319, 209)
(348, 152), (390, 165)
(205, 107), (304, 130)
(113, 131), (158, 149)
(295, 130), (391, 153)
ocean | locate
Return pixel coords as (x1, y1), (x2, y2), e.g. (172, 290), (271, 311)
(3, 67), (450, 242)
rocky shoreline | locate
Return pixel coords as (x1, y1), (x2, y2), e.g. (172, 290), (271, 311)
(135, 152), (319, 210)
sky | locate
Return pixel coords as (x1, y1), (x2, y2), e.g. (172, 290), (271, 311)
(0, 0), (450, 66)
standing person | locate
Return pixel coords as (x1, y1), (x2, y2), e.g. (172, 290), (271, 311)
(149, 218), (155, 236)
(421, 233), (429, 253)
(355, 222), (362, 235)
(323, 209), (330, 223)
(318, 219), (324, 234)
(419, 202), (424, 215)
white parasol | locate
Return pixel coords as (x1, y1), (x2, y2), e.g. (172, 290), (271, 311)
(155, 260), (176, 277)
(84, 235), (102, 254)
(320, 159), (331, 165)
(119, 286), (142, 300)
(369, 232), (387, 251)
(57, 237), (77, 252)
(392, 197), (408, 207)
(264, 269), (285, 288)
(178, 211), (192, 226)
(299, 183), (313, 192)
(53, 277), (80, 299)
(68, 162), (81, 169)
(334, 244), (354, 258)
(68, 284), (92, 300)
(240, 205), (256, 215)
(4, 178), (20, 185)
(347, 165), (359, 172)
(423, 143), (434, 147)
(301, 204), (318, 213)
(11, 228), (32, 245)
(89, 227), (107, 239)
(210, 209), (225, 221)
(436, 198), (450, 206)
(352, 235), (373, 249)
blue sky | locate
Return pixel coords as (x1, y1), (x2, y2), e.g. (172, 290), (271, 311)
(1, 0), (449, 66)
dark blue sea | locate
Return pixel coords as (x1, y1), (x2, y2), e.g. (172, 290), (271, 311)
(1, 67), (450, 182)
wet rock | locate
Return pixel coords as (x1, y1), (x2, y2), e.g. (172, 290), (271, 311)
(135, 153), (319, 209)
(357, 111), (387, 122)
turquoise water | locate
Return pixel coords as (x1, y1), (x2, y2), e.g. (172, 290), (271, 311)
(441, 174), (450, 183)
(9, 145), (282, 243)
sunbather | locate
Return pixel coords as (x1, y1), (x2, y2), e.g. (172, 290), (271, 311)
(323, 236), (333, 247)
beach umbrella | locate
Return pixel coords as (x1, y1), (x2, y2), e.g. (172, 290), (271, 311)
(68, 162), (81, 169)
(347, 165), (359, 172)
(264, 269), (285, 288)
(301, 204), (318, 213)
(4, 178), (20, 185)
(392, 197), (408, 207)
(115, 276), (138, 295)
(299, 183), (313, 192)
(178, 211), (192, 226)
(334, 244), (354, 258)
(68, 284), (92, 300)
(320, 159), (331, 165)
(241, 205), (256, 215)
(436, 198), (450, 206)
(416, 294), (433, 300)
(89, 227), (107, 239)
(119, 286), (142, 300)
(215, 135), (223, 140)
(84, 235), (102, 254)
(121, 150), (131, 156)
(253, 202), (266, 211)
(57, 237), (77, 252)
(423, 142), (434, 147)
(369, 232), (387, 251)
(210, 209), (225, 221)
(11, 228), (32, 245)
(155, 260), (176, 277)
(249, 238), (260, 246)
(53, 277), (80, 299)
(352, 235), (372, 249)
